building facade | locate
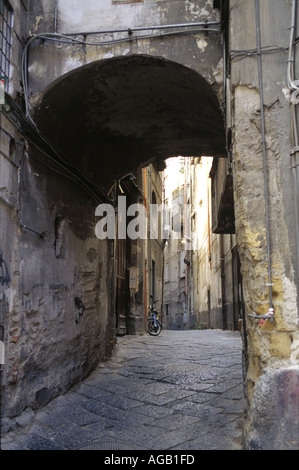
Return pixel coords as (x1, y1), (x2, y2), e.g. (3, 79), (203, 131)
(192, 157), (241, 331)
(163, 157), (193, 330)
(163, 156), (241, 332)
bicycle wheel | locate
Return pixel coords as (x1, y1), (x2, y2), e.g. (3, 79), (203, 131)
(147, 319), (161, 336)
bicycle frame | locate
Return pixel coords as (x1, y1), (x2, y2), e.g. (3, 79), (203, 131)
(147, 296), (161, 335)
(148, 309), (158, 326)
(149, 297), (158, 323)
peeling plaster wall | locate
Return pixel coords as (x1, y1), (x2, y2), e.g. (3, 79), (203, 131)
(0, 3), (115, 419)
(230, 0), (299, 449)
(1, 142), (116, 418)
(233, 84), (299, 449)
(27, 0), (220, 35)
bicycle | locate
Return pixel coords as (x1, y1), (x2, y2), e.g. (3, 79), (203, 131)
(147, 296), (162, 336)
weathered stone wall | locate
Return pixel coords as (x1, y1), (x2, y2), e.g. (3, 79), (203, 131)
(1, 0), (31, 418)
(1, 140), (116, 418)
(1, 0), (116, 420)
(0, 112), (22, 418)
(230, 0), (299, 449)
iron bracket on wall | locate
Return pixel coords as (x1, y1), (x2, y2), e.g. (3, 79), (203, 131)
(248, 308), (274, 323)
(21, 224), (47, 239)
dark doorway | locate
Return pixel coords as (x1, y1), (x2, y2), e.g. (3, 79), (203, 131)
(116, 237), (127, 335)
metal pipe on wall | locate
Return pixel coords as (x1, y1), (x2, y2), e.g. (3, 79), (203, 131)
(62, 21), (221, 37)
(288, 0), (299, 285)
(143, 168), (148, 328)
(255, 0), (273, 309)
(54, 0), (58, 33)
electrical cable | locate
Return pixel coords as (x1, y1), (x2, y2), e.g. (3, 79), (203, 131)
(5, 92), (110, 203)
(288, 0), (299, 90)
(3, 95), (108, 203)
(255, 0), (273, 309)
(230, 45), (288, 63)
(60, 20), (221, 36)
(21, 24), (221, 118)
(18, 21), (221, 204)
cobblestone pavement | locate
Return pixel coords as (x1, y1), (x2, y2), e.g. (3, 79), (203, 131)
(1, 329), (245, 451)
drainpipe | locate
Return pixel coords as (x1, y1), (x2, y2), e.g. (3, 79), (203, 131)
(220, 234), (227, 330)
(54, 0), (58, 33)
(288, 0), (299, 287)
(290, 130), (299, 286)
(207, 163), (212, 270)
(184, 160), (188, 297)
(255, 0), (273, 310)
(248, 0), (275, 323)
(143, 168), (148, 328)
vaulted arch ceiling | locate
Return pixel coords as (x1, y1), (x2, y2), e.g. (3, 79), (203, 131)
(32, 54), (226, 195)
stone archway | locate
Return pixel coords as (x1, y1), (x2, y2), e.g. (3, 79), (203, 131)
(32, 54), (226, 195)
(4, 53), (233, 423)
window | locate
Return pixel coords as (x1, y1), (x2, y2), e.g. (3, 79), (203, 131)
(0, 0), (13, 92)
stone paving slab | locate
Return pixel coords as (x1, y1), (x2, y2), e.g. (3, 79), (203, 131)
(1, 329), (245, 451)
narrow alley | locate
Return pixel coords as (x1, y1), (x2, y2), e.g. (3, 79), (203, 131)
(1, 0), (299, 452)
(1, 329), (244, 451)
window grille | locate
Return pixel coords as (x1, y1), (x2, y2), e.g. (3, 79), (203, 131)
(0, 0), (13, 92)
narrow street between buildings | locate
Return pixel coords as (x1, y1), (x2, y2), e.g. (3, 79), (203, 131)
(1, 329), (245, 451)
